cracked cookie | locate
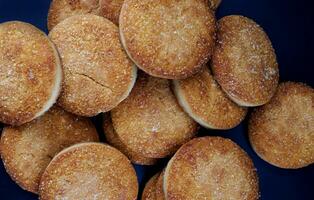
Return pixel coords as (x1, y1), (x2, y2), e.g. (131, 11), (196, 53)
(0, 106), (99, 194)
(49, 14), (137, 116)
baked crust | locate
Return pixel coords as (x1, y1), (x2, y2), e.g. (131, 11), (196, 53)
(0, 106), (98, 194)
(111, 72), (199, 158)
(0, 21), (62, 125)
(249, 82), (314, 169)
(119, 0), (216, 79)
(142, 172), (160, 200)
(155, 170), (165, 200)
(47, 0), (124, 30)
(173, 66), (247, 129)
(164, 137), (259, 200)
(211, 15), (279, 106)
(49, 14), (137, 116)
(39, 142), (138, 200)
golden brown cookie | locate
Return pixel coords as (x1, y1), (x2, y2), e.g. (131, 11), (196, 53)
(49, 14), (137, 116)
(39, 142), (138, 200)
(249, 82), (314, 169)
(103, 113), (158, 165)
(173, 66), (247, 129)
(119, 0), (216, 79)
(0, 21), (62, 126)
(0, 106), (99, 194)
(48, 0), (124, 30)
(111, 72), (199, 158)
(164, 137), (259, 200)
(212, 15), (279, 107)
(142, 173), (160, 200)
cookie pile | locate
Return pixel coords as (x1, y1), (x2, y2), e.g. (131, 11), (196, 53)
(0, 0), (313, 199)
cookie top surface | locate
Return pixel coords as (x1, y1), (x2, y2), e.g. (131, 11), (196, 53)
(48, 0), (124, 30)
(119, 0), (216, 79)
(111, 72), (199, 158)
(0, 21), (62, 125)
(39, 142), (138, 200)
(173, 66), (247, 129)
(212, 15), (279, 106)
(249, 82), (314, 169)
(103, 113), (158, 165)
(164, 136), (259, 200)
(0, 106), (98, 193)
(49, 14), (137, 116)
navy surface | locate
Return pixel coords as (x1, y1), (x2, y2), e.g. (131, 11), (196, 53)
(0, 0), (313, 199)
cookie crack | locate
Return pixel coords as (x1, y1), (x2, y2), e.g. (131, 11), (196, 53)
(77, 72), (113, 92)
(68, 70), (113, 92)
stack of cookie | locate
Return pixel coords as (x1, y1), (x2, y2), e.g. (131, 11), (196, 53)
(0, 0), (312, 199)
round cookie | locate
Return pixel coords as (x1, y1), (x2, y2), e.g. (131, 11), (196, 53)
(0, 21), (62, 126)
(103, 113), (158, 165)
(164, 137), (259, 200)
(39, 142), (138, 200)
(111, 72), (199, 158)
(173, 66), (247, 129)
(249, 82), (314, 169)
(142, 173), (160, 200)
(0, 106), (99, 194)
(119, 0), (216, 79)
(49, 14), (137, 116)
(48, 0), (124, 30)
(211, 15), (279, 107)
(208, 0), (222, 10)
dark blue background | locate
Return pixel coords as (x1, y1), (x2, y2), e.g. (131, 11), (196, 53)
(0, 0), (313, 199)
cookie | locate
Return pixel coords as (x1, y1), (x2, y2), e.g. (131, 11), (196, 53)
(111, 72), (199, 158)
(249, 82), (314, 169)
(119, 0), (216, 79)
(39, 142), (138, 200)
(0, 21), (62, 125)
(173, 66), (247, 129)
(0, 106), (98, 193)
(49, 14), (137, 116)
(212, 15), (279, 106)
(164, 137), (259, 200)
